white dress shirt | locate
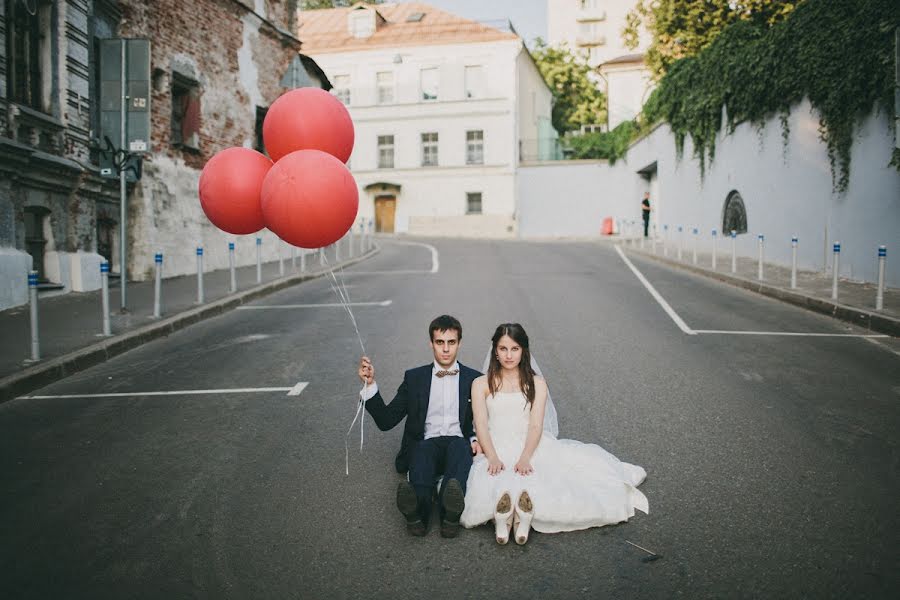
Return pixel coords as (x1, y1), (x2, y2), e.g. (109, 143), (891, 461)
(423, 361), (463, 439)
(360, 361), (469, 440)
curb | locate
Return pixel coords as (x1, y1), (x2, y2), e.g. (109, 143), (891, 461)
(624, 247), (900, 338)
(0, 246), (380, 404)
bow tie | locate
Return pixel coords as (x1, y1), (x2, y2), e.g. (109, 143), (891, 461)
(435, 369), (459, 378)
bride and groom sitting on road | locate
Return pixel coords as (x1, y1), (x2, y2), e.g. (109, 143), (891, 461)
(357, 315), (648, 544)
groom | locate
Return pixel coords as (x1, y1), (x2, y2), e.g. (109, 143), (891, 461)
(358, 315), (482, 537)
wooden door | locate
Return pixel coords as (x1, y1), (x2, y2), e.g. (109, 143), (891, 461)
(374, 195), (396, 233)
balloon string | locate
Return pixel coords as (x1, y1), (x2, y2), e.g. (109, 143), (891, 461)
(322, 251), (366, 475)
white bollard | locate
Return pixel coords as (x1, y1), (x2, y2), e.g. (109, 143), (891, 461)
(711, 229), (718, 270)
(663, 225), (669, 257)
(348, 230), (355, 259)
(100, 262), (111, 336)
(677, 226), (683, 261)
(335, 237), (342, 262)
(319, 247), (325, 266)
(368, 219), (374, 251)
(256, 237), (262, 284)
(291, 246), (297, 271)
(153, 252), (163, 318)
(790, 237), (798, 289)
(28, 270), (39, 361)
(300, 250), (307, 273)
(757, 235), (765, 281)
(831, 242), (841, 300)
(279, 244), (285, 276)
(730, 230), (737, 274)
(359, 221), (365, 255)
(692, 228), (698, 265)
(228, 243), (236, 293)
(876, 246), (886, 310)
(196, 247), (205, 304)
(639, 231), (645, 250)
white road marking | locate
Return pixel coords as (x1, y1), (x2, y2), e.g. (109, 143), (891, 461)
(287, 382), (309, 396)
(615, 245), (697, 335)
(619, 246), (892, 340)
(18, 384), (309, 400)
(237, 300), (392, 309)
(385, 240), (439, 273)
(694, 330), (889, 338)
(340, 270), (434, 276)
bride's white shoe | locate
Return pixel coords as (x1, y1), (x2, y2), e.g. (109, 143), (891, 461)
(493, 491), (514, 545)
(513, 490), (534, 545)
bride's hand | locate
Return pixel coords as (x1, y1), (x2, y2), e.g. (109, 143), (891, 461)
(514, 459), (534, 476)
(487, 458), (505, 476)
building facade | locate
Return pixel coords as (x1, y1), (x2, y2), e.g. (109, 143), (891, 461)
(0, 0), (327, 311)
(547, 0), (653, 129)
(298, 2), (555, 237)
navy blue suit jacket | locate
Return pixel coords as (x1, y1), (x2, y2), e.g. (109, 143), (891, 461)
(365, 363), (482, 473)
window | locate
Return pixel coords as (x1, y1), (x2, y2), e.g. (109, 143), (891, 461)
(464, 65), (483, 99)
(589, 46), (603, 63)
(6, 0), (50, 111)
(377, 135), (394, 169)
(350, 11), (375, 38)
(333, 74), (350, 105)
(466, 193), (482, 215)
(171, 73), (201, 149)
(722, 191), (748, 234)
(421, 132), (438, 166)
(420, 68), (438, 101)
(581, 0), (599, 8)
(254, 106), (268, 155)
(466, 130), (483, 165)
(376, 71), (394, 104)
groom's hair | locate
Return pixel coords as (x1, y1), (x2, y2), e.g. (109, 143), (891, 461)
(429, 315), (462, 341)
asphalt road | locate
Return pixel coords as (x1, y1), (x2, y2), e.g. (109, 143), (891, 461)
(1, 238), (897, 599)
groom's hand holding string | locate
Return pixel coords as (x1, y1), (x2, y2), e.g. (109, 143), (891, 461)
(358, 356), (375, 385)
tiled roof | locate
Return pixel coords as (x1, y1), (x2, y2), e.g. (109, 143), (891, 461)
(298, 2), (519, 53)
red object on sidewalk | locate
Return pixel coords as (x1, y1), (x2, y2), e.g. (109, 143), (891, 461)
(601, 217), (614, 235)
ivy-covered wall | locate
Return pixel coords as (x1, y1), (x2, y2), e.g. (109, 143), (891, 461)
(641, 0), (899, 191)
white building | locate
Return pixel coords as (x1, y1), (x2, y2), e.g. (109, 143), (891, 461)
(547, 0), (653, 129)
(298, 2), (555, 237)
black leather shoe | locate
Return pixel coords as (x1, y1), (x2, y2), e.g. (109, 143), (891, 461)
(396, 481), (427, 536)
(440, 479), (465, 538)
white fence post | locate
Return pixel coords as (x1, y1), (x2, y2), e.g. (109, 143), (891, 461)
(28, 270), (39, 361)
(790, 237), (798, 289)
(100, 262), (111, 336)
(196, 246), (205, 304)
(876, 246), (886, 310)
(153, 252), (162, 318)
(831, 242), (841, 300)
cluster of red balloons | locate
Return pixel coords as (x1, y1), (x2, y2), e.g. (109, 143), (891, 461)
(198, 88), (357, 248)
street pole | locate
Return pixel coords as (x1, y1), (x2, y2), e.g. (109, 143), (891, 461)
(757, 234), (765, 280)
(101, 262), (111, 336)
(711, 229), (717, 270)
(791, 237), (798, 289)
(153, 252), (162, 317)
(28, 270), (39, 361)
(119, 39), (128, 311)
(876, 246), (886, 310)
(831, 242), (841, 300)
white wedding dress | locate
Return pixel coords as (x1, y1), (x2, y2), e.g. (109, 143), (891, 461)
(460, 391), (649, 533)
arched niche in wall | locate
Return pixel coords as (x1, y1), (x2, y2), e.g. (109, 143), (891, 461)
(722, 190), (748, 235)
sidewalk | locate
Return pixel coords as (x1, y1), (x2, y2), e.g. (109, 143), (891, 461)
(0, 243), (378, 402)
(621, 237), (899, 336)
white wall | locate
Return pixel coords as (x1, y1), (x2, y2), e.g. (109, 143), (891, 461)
(309, 36), (553, 237)
(547, 0), (650, 68)
(604, 64), (654, 128)
(518, 100), (900, 286)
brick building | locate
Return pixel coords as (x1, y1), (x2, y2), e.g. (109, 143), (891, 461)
(0, 0), (329, 311)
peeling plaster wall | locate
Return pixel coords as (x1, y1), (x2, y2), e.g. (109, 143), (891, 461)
(118, 0), (308, 280)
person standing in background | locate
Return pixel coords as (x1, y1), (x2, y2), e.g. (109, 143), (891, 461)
(641, 192), (651, 238)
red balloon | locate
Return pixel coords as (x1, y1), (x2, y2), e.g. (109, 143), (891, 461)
(260, 149), (359, 248)
(262, 88), (355, 163)
(198, 147), (272, 235)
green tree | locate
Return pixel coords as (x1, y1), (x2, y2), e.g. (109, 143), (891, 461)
(531, 39), (606, 134)
(624, 0), (799, 78)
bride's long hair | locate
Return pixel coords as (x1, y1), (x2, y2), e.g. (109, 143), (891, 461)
(487, 323), (536, 407)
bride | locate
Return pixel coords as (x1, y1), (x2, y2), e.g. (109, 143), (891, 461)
(459, 323), (649, 544)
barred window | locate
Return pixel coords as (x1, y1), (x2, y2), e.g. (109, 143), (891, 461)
(421, 132), (438, 166)
(334, 74), (351, 105)
(466, 192), (482, 215)
(466, 130), (483, 165)
(376, 71), (394, 104)
(377, 135), (394, 169)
